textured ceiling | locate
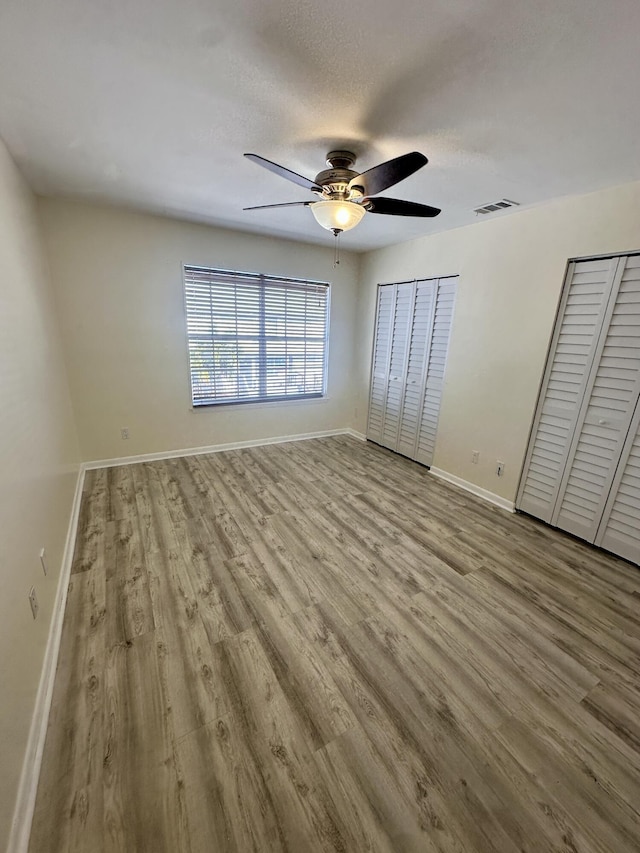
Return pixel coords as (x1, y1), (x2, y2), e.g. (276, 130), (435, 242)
(1, 0), (639, 251)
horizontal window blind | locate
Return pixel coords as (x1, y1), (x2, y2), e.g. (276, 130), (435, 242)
(184, 266), (330, 407)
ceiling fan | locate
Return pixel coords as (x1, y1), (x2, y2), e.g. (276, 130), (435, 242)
(243, 149), (441, 237)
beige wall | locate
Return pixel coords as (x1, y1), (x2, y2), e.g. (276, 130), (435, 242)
(0, 141), (81, 847)
(357, 181), (640, 503)
(39, 199), (361, 462)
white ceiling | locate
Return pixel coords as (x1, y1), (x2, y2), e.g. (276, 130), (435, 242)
(1, 0), (639, 251)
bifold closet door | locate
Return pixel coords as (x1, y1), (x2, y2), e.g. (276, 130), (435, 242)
(517, 257), (621, 522)
(415, 278), (457, 467)
(596, 397), (640, 563)
(367, 276), (456, 464)
(551, 254), (640, 540)
(367, 285), (395, 445)
(396, 280), (436, 458)
(518, 252), (640, 563)
(366, 282), (414, 451)
(382, 282), (415, 449)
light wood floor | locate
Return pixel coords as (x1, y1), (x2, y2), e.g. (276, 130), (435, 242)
(29, 435), (640, 852)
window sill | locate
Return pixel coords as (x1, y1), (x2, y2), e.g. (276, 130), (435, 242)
(190, 395), (329, 413)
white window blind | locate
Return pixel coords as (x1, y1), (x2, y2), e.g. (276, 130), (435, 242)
(184, 266), (330, 407)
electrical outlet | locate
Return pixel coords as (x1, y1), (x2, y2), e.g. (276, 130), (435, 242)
(120, 427), (130, 440)
(29, 586), (39, 619)
(40, 547), (47, 576)
(496, 461), (505, 477)
(471, 451), (479, 464)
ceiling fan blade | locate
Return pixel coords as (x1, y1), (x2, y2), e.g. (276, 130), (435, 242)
(366, 197), (441, 217)
(243, 201), (313, 211)
(244, 153), (321, 192)
(349, 151), (428, 196)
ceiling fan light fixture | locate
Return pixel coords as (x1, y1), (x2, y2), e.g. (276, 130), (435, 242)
(310, 200), (366, 233)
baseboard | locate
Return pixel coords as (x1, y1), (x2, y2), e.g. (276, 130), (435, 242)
(84, 427), (364, 469)
(7, 465), (86, 853)
(429, 467), (515, 513)
(343, 428), (367, 441)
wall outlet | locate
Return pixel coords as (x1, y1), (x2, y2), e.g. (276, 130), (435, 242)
(471, 451), (479, 464)
(40, 547), (47, 576)
(120, 427), (130, 440)
(496, 461), (505, 477)
(29, 586), (39, 619)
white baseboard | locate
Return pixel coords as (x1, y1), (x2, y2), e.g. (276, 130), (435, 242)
(7, 465), (86, 853)
(343, 428), (367, 441)
(429, 467), (515, 513)
(84, 427), (365, 469)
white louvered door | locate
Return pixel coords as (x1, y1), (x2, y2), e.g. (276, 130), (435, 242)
(367, 285), (396, 445)
(596, 398), (640, 563)
(517, 258), (619, 522)
(518, 252), (640, 565)
(367, 277), (457, 465)
(396, 280), (436, 458)
(552, 255), (640, 540)
(380, 282), (414, 450)
(415, 278), (457, 467)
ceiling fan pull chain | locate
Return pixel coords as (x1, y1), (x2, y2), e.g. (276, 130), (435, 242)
(333, 228), (341, 267)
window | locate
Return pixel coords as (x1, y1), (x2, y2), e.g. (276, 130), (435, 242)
(184, 266), (330, 407)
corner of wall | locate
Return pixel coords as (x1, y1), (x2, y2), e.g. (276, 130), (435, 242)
(0, 140), (83, 851)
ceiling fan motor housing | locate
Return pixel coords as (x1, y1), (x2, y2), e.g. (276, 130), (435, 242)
(315, 150), (363, 199)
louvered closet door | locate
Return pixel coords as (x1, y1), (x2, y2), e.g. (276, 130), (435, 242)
(396, 280), (436, 458)
(380, 282), (414, 449)
(415, 278), (457, 467)
(517, 258), (619, 522)
(596, 396), (640, 563)
(367, 285), (395, 445)
(552, 255), (640, 540)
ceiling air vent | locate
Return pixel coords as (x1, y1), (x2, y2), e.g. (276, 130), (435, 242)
(473, 199), (520, 215)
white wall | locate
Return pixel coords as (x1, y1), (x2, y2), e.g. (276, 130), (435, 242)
(0, 140), (81, 848)
(39, 199), (361, 462)
(357, 180), (640, 503)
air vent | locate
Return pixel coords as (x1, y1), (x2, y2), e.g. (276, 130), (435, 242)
(473, 199), (520, 215)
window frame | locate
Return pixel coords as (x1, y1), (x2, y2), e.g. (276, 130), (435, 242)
(182, 265), (331, 409)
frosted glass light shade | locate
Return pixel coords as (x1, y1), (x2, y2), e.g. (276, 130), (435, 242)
(310, 200), (366, 232)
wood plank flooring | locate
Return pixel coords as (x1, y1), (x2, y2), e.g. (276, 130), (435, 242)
(29, 435), (640, 852)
